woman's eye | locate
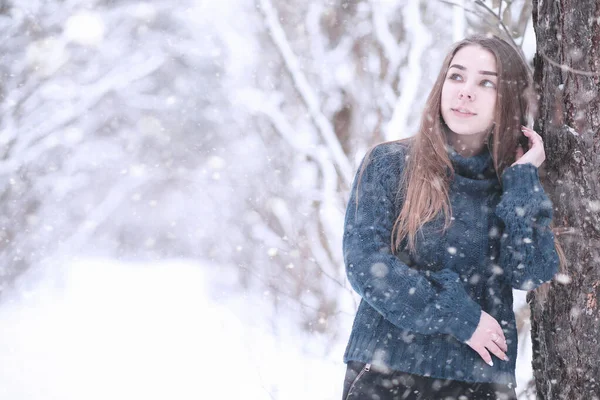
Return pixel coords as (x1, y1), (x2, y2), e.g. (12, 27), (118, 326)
(481, 80), (496, 88)
(449, 73), (462, 81)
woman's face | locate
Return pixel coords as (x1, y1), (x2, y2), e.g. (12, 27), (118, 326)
(440, 45), (498, 137)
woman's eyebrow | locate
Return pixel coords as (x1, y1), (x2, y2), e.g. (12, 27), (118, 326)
(449, 64), (497, 76)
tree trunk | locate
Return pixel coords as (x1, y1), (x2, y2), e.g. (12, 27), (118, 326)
(530, 1), (600, 398)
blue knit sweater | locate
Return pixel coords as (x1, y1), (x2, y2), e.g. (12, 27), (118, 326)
(343, 140), (559, 386)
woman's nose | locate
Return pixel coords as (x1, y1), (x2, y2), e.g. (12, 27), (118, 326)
(458, 88), (475, 101)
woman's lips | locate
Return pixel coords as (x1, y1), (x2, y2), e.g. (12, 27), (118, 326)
(451, 108), (476, 118)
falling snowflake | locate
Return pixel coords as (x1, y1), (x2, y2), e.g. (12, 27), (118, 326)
(370, 262), (389, 278)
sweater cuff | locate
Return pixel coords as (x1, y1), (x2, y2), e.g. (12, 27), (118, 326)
(444, 295), (481, 343)
(501, 163), (541, 192)
(429, 270), (482, 342)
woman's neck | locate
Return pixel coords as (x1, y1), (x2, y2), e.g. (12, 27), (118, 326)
(445, 129), (490, 157)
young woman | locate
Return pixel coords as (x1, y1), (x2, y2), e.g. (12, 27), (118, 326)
(341, 35), (560, 400)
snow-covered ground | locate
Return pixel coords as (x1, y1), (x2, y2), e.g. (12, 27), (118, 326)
(513, 289), (535, 399)
(0, 258), (347, 400)
(0, 258), (533, 399)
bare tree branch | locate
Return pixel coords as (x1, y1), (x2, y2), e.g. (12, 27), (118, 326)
(474, 0), (518, 48)
(385, 0), (431, 140)
(0, 54), (166, 175)
(253, 99), (351, 293)
(538, 50), (600, 77)
(257, 0), (353, 188)
(368, 0), (404, 84)
(436, 0), (519, 36)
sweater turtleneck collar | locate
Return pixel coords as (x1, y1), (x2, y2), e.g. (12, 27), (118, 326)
(447, 144), (497, 181)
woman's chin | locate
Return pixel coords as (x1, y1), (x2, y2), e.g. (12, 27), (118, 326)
(448, 129), (487, 137)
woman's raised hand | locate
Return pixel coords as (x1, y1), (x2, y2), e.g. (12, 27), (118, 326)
(465, 311), (509, 366)
(512, 126), (546, 168)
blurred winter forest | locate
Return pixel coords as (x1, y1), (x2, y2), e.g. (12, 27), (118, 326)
(0, 0), (540, 398)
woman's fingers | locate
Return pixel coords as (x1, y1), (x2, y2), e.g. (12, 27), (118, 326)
(472, 344), (493, 366)
(470, 340), (509, 366)
(515, 145), (524, 159)
(497, 328), (507, 344)
(486, 340), (509, 362)
(468, 311), (511, 366)
(497, 336), (508, 352)
(485, 326), (506, 343)
(521, 128), (534, 145)
(489, 331), (508, 352)
(521, 126), (542, 146)
(516, 126), (546, 167)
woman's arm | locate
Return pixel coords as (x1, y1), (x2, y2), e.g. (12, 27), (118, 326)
(495, 163), (560, 290)
(344, 143), (481, 343)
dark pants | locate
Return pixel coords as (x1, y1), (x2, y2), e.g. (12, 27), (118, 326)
(342, 361), (517, 400)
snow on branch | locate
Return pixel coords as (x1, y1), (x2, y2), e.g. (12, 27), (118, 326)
(257, 0), (353, 188)
(305, 3), (327, 70)
(248, 96), (347, 288)
(385, 0), (431, 140)
(369, 0), (404, 83)
(0, 54), (166, 175)
(452, 0), (465, 41)
(56, 177), (147, 255)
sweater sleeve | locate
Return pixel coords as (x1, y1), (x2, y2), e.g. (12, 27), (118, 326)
(495, 163), (559, 290)
(343, 144), (481, 343)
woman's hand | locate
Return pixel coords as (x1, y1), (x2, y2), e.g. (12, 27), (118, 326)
(512, 126), (546, 168)
(465, 311), (509, 366)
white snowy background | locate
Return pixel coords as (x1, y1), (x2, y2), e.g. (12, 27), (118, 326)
(0, 0), (539, 398)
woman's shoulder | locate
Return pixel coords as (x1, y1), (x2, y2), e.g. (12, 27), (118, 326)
(368, 138), (412, 167)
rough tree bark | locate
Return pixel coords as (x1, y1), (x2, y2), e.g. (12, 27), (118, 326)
(530, 1), (600, 399)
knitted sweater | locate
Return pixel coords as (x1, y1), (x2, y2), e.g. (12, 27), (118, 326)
(342, 140), (559, 386)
